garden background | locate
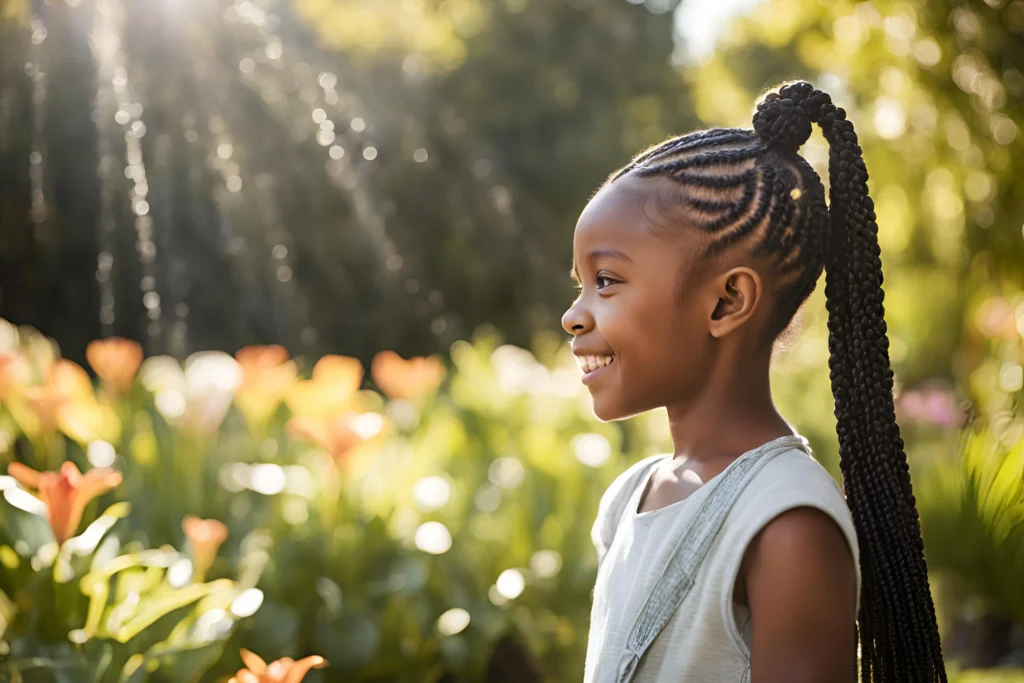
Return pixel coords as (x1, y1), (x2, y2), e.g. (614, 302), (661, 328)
(0, 0), (1023, 680)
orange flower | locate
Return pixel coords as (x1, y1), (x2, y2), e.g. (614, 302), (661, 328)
(0, 352), (30, 401)
(286, 355), (363, 419)
(230, 649), (326, 683)
(50, 359), (95, 401)
(236, 345), (290, 379)
(181, 515), (228, 578)
(235, 345), (297, 428)
(9, 360), (119, 443)
(16, 359), (94, 428)
(22, 384), (68, 431)
(86, 337), (143, 394)
(310, 355), (363, 390)
(286, 412), (384, 467)
(7, 461), (123, 544)
(371, 351), (445, 400)
(58, 398), (122, 445)
(22, 331), (58, 377)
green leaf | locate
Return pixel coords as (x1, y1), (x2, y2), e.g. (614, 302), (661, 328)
(112, 579), (234, 643)
(141, 639), (230, 683)
(83, 573), (111, 638)
(81, 549), (175, 595)
(0, 586), (15, 638)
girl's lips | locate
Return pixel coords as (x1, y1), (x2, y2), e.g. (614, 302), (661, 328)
(581, 360), (615, 386)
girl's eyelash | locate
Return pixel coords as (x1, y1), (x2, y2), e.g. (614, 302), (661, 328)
(571, 273), (618, 290)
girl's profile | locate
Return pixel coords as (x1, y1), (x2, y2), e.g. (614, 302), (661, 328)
(564, 81), (946, 682)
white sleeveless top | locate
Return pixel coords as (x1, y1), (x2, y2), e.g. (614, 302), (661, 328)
(583, 436), (860, 683)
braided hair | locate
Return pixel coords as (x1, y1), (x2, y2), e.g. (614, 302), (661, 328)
(606, 82), (946, 682)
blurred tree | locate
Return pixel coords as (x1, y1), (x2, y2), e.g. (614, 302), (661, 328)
(688, 0), (1023, 390)
(0, 0), (695, 367)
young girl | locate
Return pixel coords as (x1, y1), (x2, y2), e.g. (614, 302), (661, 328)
(564, 82), (945, 683)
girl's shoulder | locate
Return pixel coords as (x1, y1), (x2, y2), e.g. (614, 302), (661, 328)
(731, 447), (852, 528)
(746, 447), (846, 503)
(729, 446), (862, 606)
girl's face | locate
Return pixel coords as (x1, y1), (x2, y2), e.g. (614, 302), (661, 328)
(562, 178), (722, 421)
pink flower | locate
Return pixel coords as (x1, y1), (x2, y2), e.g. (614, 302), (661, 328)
(897, 385), (960, 427)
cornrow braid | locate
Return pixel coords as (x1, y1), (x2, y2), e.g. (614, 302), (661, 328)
(606, 81), (946, 682)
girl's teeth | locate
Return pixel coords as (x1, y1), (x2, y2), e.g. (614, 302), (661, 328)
(581, 355), (614, 373)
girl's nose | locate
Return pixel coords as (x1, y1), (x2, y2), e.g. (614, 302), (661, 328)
(561, 300), (594, 336)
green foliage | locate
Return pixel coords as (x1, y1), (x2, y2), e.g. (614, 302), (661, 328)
(0, 492), (257, 682)
(0, 312), (1017, 679)
(0, 320), (676, 680)
(917, 423), (1024, 624)
(950, 669), (1024, 683)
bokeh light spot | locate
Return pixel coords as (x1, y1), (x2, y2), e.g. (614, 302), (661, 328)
(436, 607), (470, 636)
(414, 521), (452, 554)
(495, 569), (525, 600)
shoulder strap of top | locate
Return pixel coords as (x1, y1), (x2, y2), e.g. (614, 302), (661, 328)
(614, 435), (809, 683)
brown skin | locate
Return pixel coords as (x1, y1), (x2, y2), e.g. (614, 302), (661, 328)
(562, 176), (857, 682)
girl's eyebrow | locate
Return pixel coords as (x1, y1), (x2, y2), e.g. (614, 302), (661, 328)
(570, 248), (632, 283)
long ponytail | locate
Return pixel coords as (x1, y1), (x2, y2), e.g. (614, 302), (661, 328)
(754, 82), (947, 682)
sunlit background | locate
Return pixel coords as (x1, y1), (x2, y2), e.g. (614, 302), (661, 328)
(0, 0), (1023, 681)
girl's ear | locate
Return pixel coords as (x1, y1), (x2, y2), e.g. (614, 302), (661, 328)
(708, 267), (762, 338)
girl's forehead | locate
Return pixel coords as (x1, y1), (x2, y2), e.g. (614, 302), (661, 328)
(574, 179), (698, 255)
(578, 179), (645, 225)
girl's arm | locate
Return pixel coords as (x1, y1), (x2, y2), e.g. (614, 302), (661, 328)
(739, 507), (858, 683)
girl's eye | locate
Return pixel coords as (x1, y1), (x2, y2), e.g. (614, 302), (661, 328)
(596, 274), (618, 290)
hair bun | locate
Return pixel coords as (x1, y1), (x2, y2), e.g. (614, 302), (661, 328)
(753, 81), (831, 153)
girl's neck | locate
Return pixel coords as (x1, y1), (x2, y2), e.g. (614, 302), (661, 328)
(665, 349), (793, 463)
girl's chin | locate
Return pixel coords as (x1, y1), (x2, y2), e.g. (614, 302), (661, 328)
(589, 394), (633, 423)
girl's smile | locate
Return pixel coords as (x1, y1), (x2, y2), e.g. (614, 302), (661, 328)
(575, 353), (615, 384)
